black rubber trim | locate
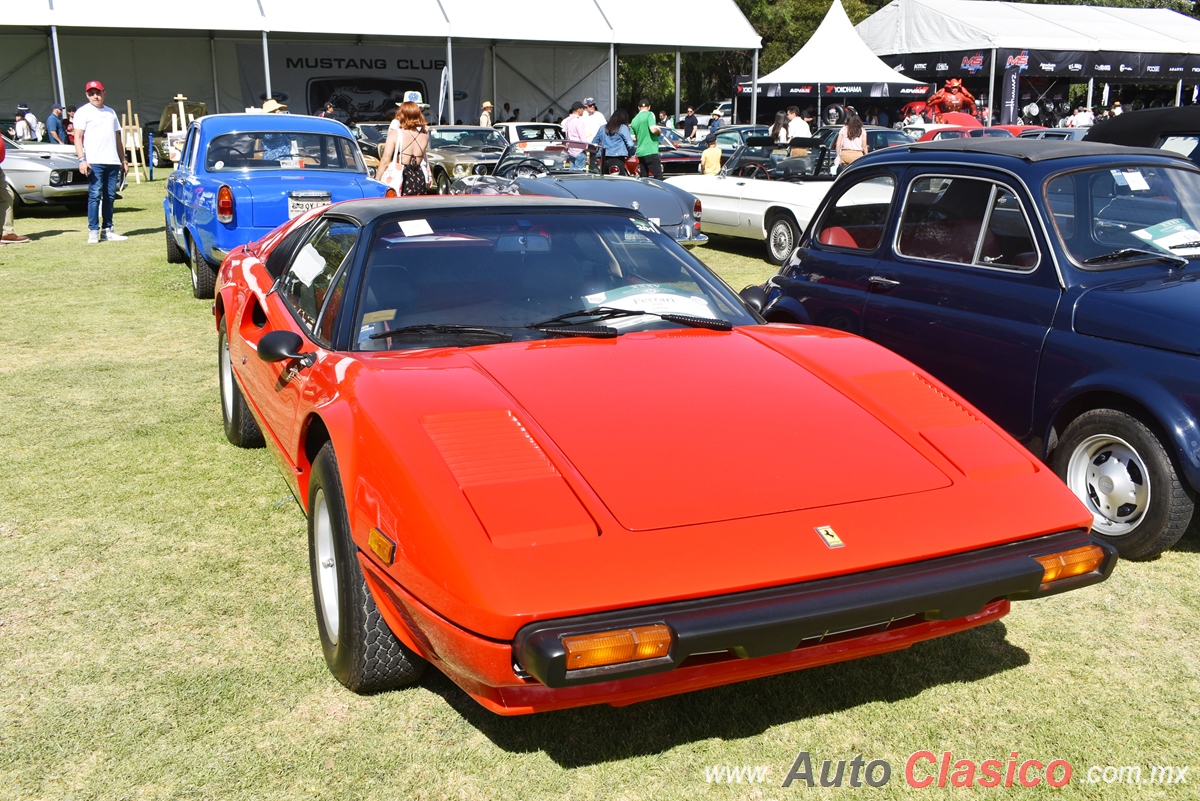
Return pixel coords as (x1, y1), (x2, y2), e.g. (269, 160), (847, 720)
(514, 529), (1116, 688)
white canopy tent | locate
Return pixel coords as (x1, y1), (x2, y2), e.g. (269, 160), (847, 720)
(856, 0), (1200, 56)
(758, 0), (925, 88)
(739, 0), (927, 119)
(2, 0), (760, 129)
(855, 0), (1200, 111)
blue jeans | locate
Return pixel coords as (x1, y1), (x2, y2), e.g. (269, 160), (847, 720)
(570, 151), (587, 170)
(87, 163), (122, 231)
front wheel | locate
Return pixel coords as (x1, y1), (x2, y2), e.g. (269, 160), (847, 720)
(308, 442), (427, 693)
(218, 319), (264, 448)
(435, 171), (451, 195)
(1052, 408), (1193, 560)
(765, 213), (799, 266)
(189, 237), (216, 299)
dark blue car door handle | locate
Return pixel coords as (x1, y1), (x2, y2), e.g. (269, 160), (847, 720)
(869, 276), (900, 289)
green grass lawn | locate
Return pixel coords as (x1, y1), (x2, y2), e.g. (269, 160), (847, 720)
(1, 180), (1197, 800)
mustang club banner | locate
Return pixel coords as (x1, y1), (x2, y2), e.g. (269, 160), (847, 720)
(236, 43), (484, 123)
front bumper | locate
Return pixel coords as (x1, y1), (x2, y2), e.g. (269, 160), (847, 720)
(361, 529), (1114, 714)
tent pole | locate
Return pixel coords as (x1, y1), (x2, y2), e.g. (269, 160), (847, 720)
(987, 48), (996, 126)
(446, 36), (455, 123)
(261, 31), (272, 104)
(675, 50), (680, 126)
(1102, 82), (1110, 107)
(610, 43), (616, 112)
(1176, 78), (1183, 106)
(750, 48), (759, 125)
(1087, 77), (1094, 110)
(49, 26), (65, 106)
(210, 36), (221, 113)
(491, 44), (497, 115)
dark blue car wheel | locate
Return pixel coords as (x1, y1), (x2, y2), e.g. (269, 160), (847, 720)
(1053, 409), (1193, 560)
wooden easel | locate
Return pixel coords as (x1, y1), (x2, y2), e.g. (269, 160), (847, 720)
(169, 93), (194, 164)
(121, 99), (145, 184)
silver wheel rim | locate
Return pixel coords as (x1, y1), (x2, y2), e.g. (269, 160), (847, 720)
(1066, 433), (1150, 536)
(438, 175), (449, 195)
(770, 220), (794, 261)
(219, 331), (234, 425)
(312, 488), (340, 644)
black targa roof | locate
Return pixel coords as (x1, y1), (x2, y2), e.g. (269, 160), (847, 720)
(1084, 107), (1200, 148)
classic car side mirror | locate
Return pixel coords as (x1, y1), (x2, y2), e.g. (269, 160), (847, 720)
(258, 330), (310, 364)
(740, 285), (767, 313)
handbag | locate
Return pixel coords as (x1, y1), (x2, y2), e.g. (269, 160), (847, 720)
(379, 131), (404, 192)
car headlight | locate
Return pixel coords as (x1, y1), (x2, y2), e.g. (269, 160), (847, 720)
(454, 164), (467, 177)
(49, 170), (64, 186)
(474, 164), (488, 175)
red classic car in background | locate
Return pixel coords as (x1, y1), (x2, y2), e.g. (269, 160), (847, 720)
(214, 196), (1115, 714)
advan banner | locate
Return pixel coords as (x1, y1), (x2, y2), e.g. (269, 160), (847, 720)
(236, 43), (483, 123)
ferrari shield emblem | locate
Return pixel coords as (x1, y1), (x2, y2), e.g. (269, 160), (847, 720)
(815, 526), (845, 549)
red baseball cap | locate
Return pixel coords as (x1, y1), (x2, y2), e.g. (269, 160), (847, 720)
(85, 80), (104, 93)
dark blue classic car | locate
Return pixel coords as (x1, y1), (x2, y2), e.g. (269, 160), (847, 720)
(164, 113), (389, 299)
(757, 138), (1200, 560)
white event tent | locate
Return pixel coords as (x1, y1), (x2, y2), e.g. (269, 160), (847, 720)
(738, 0), (928, 119)
(855, 0), (1200, 108)
(1, 0), (761, 128)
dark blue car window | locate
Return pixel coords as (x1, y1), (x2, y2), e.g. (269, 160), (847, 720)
(1046, 165), (1200, 267)
(897, 176), (991, 264)
(814, 175), (896, 251)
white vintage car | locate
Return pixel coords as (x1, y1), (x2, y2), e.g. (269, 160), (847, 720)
(666, 135), (839, 265)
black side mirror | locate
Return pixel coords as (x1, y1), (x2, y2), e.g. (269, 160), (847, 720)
(740, 285), (767, 313)
(258, 330), (308, 363)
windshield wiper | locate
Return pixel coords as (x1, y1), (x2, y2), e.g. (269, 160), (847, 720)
(1082, 248), (1188, 268)
(527, 306), (734, 331)
(369, 324), (513, 343)
(1167, 240), (1200, 250)
(533, 324), (619, 338)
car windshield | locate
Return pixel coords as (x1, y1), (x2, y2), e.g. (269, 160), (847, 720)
(355, 211), (755, 351)
(430, 128), (508, 150)
(356, 124), (389, 144)
(724, 140), (825, 181)
(204, 132), (365, 172)
(506, 125), (563, 141)
(1046, 164), (1200, 267)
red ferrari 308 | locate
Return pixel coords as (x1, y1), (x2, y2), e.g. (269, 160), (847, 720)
(214, 196), (1115, 715)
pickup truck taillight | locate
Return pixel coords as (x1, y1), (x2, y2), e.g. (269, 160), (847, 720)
(216, 185), (234, 223)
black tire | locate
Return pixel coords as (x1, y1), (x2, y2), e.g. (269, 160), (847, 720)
(765, 213), (800, 266)
(165, 217), (187, 264)
(308, 442), (427, 693)
(435, 171), (451, 195)
(188, 236), (216, 300)
(1051, 408), (1193, 560)
(218, 318), (264, 448)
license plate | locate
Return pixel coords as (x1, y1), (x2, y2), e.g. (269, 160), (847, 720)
(288, 192), (331, 218)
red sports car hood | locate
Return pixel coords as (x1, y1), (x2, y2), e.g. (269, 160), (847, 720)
(466, 328), (952, 530)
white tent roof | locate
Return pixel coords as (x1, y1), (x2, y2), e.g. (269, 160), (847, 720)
(857, 0), (1200, 56)
(4, 0), (762, 50)
(758, 0), (923, 85)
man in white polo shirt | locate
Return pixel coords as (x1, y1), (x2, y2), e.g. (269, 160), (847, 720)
(73, 80), (128, 243)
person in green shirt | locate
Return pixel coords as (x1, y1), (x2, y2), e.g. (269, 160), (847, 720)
(630, 99), (663, 179)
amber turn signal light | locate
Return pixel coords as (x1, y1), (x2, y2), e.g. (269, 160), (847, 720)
(368, 528), (396, 565)
(1036, 545), (1105, 587)
(384, 187), (397, 198)
(562, 624), (672, 671)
